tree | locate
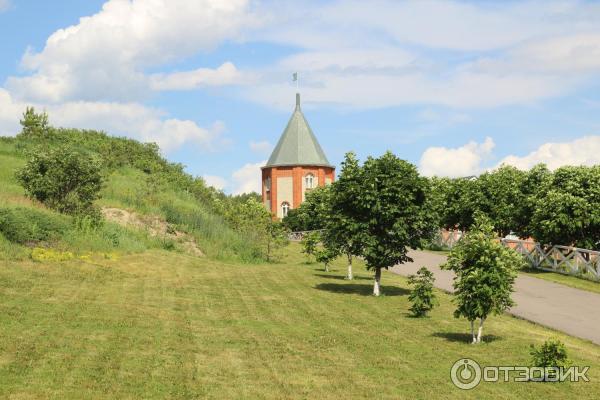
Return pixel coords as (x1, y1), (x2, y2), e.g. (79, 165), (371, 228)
(477, 165), (527, 237)
(441, 177), (483, 232)
(282, 186), (331, 232)
(513, 164), (552, 239)
(301, 231), (320, 263)
(352, 151), (434, 296)
(407, 267), (438, 317)
(236, 198), (289, 262)
(323, 152), (363, 279)
(18, 107), (50, 139)
(16, 145), (103, 219)
(530, 166), (600, 249)
(314, 242), (339, 272)
(441, 215), (524, 343)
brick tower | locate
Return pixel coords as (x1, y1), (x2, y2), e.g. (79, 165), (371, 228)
(262, 93), (335, 219)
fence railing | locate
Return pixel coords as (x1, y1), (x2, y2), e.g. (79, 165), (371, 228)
(434, 229), (600, 280)
(502, 239), (600, 280)
(288, 230), (324, 242)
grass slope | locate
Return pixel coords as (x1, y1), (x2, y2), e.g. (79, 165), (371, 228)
(0, 244), (598, 399)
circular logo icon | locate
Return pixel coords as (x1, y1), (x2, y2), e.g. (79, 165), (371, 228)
(450, 358), (482, 390)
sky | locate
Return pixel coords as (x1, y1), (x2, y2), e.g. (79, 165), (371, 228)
(2, 0), (600, 194)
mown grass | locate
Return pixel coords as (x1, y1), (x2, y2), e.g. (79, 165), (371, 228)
(0, 243), (598, 399)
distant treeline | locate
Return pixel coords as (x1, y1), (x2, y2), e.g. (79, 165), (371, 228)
(285, 163), (600, 250)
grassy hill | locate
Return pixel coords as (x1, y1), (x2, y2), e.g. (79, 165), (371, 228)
(0, 128), (261, 262)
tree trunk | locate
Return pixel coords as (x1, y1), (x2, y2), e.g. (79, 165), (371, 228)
(471, 320), (476, 344)
(324, 262), (329, 272)
(347, 254), (353, 280)
(373, 268), (381, 296)
(476, 318), (485, 343)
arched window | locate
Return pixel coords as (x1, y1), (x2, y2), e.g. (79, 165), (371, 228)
(305, 173), (315, 189)
(281, 202), (290, 218)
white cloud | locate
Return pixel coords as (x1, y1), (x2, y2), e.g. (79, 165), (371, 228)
(232, 160), (265, 194)
(0, 88), (223, 152)
(249, 140), (273, 155)
(6, 0), (253, 102)
(150, 62), (244, 91)
(243, 0), (600, 110)
(498, 136), (600, 170)
(203, 175), (228, 190)
(419, 137), (495, 177)
(0, 0), (10, 12)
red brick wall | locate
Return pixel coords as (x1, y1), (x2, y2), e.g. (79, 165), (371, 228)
(262, 165), (335, 218)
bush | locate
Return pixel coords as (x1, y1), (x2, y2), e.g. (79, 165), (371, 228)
(301, 232), (320, 263)
(407, 267), (438, 317)
(16, 145), (103, 218)
(530, 339), (569, 369)
(0, 207), (69, 244)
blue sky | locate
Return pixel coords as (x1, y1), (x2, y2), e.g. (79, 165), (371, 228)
(1, 0), (600, 193)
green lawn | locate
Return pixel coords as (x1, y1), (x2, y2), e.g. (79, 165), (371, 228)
(1, 244), (599, 399)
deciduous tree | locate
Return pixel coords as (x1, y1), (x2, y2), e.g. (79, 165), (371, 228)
(352, 151), (433, 296)
(442, 215), (524, 343)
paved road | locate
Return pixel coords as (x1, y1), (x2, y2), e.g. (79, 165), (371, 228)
(390, 250), (600, 345)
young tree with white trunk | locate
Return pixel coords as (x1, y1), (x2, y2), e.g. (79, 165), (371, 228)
(350, 151), (433, 296)
(442, 215), (524, 343)
(323, 152), (363, 280)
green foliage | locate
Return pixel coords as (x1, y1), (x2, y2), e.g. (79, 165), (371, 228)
(439, 177), (482, 231)
(16, 145), (103, 220)
(0, 207), (69, 244)
(442, 214), (524, 341)
(530, 339), (569, 369)
(314, 242), (340, 272)
(283, 186), (331, 232)
(301, 231), (320, 263)
(476, 165), (527, 237)
(530, 165), (600, 249)
(18, 107), (50, 139)
(407, 267), (438, 317)
(323, 152), (363, 264)
(353, 152), (434, 270)
(234, 198), (289, 262)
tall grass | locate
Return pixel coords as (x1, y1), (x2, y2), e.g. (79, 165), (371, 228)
(100, 167), (262, 262)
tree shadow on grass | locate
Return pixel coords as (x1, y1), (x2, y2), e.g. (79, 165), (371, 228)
(432, 332), (503, 343)
(314, 283), (409, 296)
(313, 274), (372, 281)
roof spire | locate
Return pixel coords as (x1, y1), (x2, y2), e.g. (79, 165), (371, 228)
(296, 92), (300, 109)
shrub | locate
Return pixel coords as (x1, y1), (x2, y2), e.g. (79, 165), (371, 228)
(0, 207), (69, 244)
(407, 267), (438, 317)
(16, 145), (103, 218)
(301, 232), (320, 263)
(530, 339), (569, 369)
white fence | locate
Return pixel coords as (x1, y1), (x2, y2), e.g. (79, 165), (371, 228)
(288, 230), (323, 242)
(502, 239), (600, 280)
(435, 229), (600, 280)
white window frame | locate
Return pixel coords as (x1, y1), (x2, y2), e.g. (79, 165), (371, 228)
(305, 173), (315, 189)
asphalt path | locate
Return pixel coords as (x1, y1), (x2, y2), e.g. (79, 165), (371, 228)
(390, 250), (600, 345)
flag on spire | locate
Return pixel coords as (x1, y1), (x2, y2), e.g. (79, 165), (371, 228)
(292, 72), (298, 82)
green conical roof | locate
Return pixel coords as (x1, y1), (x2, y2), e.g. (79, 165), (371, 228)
(265, 93), (332, 168)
